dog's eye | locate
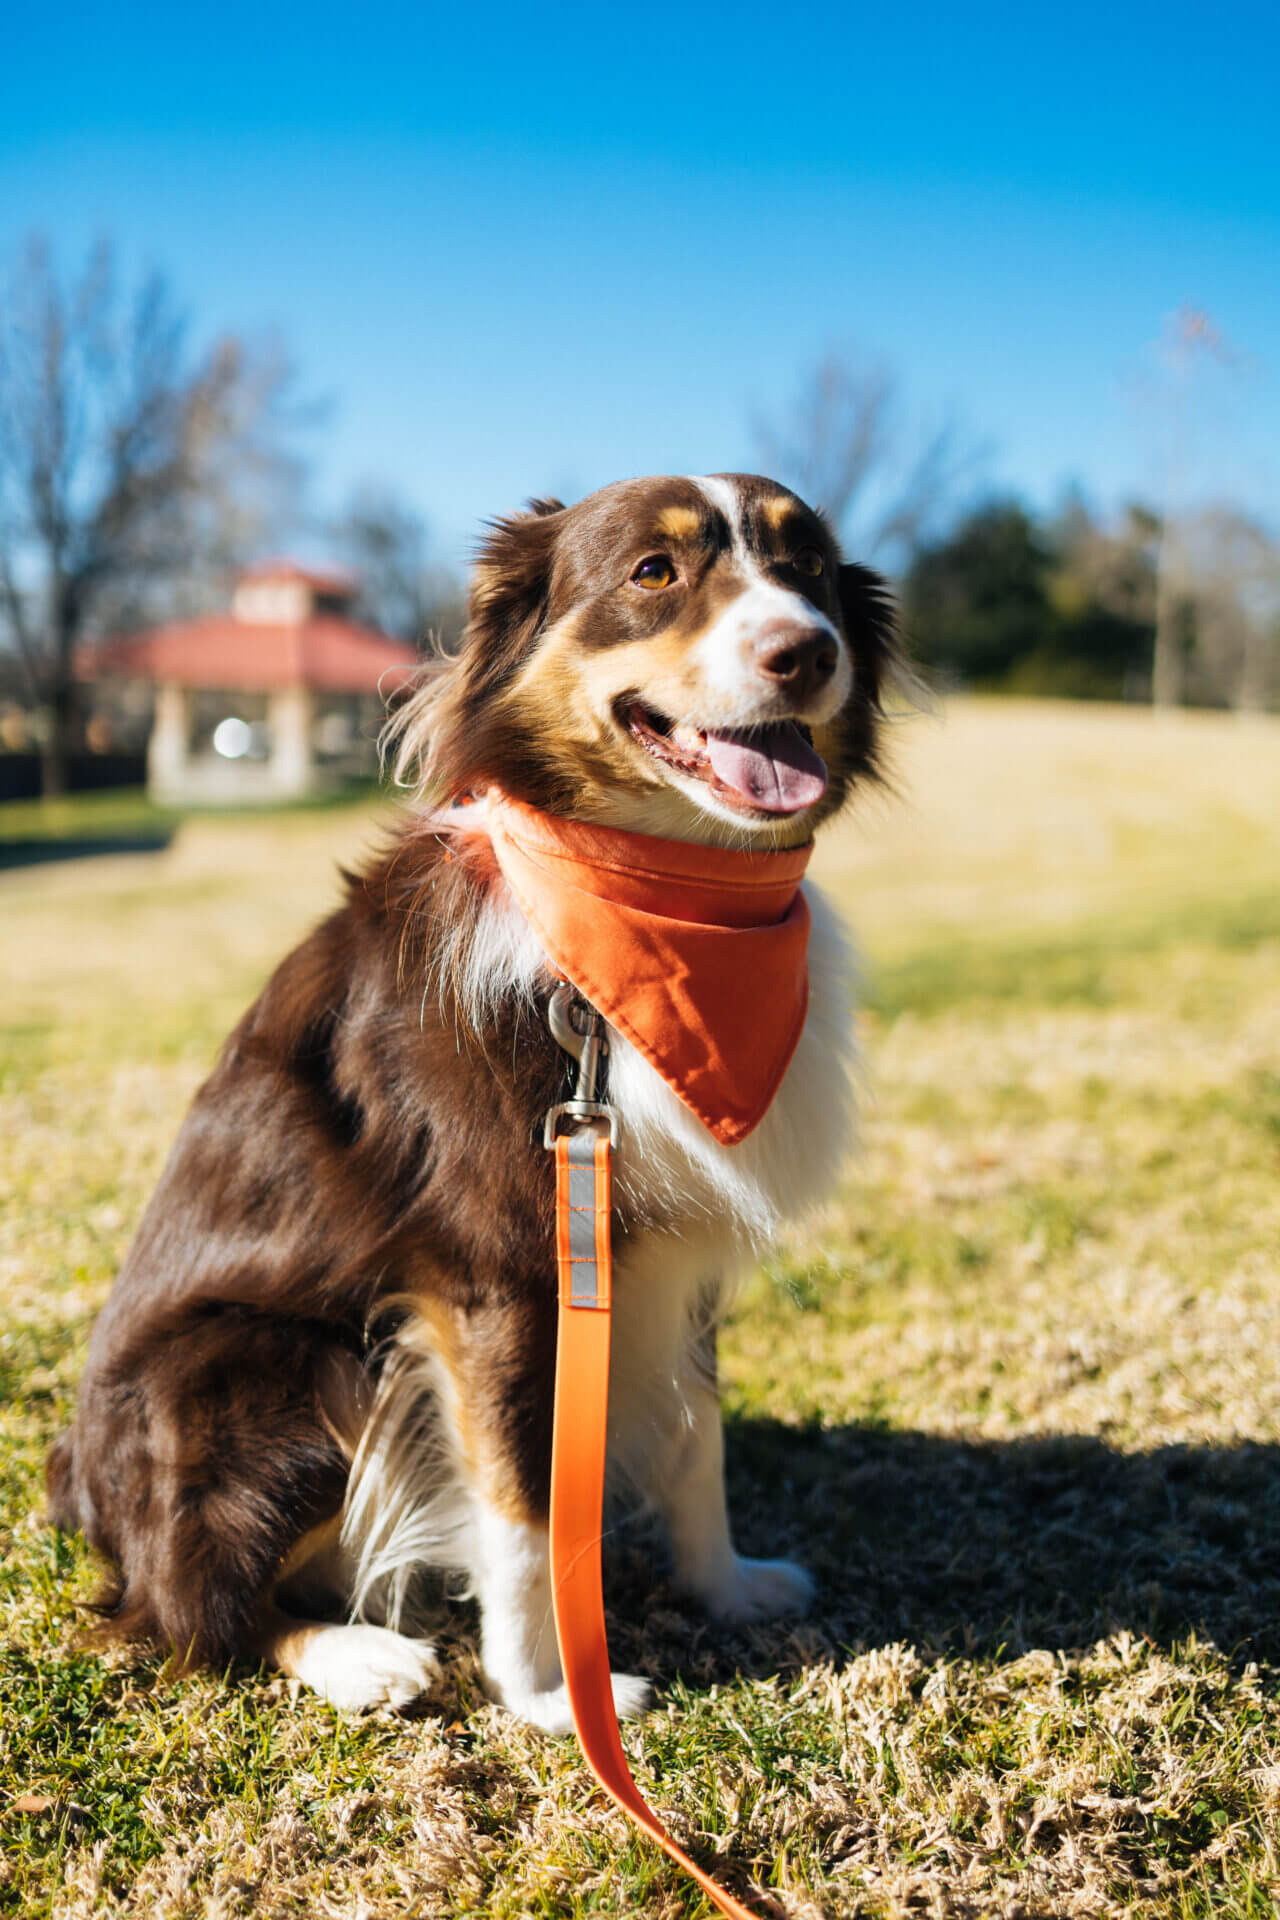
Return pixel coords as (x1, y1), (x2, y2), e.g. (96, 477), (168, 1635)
(793, 547), (825, 577)
(631, 555), (677, 590)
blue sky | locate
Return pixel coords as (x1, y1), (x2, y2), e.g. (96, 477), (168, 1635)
(5, 2), (1277, 571)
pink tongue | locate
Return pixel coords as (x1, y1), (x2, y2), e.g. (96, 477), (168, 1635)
(703, 724), (828, 813)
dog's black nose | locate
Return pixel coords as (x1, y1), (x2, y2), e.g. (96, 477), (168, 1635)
(753, 623), (840, 704)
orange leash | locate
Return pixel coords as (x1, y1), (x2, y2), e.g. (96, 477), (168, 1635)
(546, 987), (761, 1920)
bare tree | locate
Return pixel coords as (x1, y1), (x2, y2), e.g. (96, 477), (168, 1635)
(1051, 495), (1160, 630)
(0, 236), (307, 793)
(1150, 306), (1243, 708)
(332, 482), (466, 649)
(753, 354), (985, 569)
(1181, 507), (1280, 712)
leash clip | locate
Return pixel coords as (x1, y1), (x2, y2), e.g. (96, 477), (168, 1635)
(543, 982), (620, 1147)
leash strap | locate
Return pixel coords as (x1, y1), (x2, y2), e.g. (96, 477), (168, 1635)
(549, 1124), (760, 1919)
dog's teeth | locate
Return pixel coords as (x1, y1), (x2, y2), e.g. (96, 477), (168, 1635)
(670, 724), (705, 752)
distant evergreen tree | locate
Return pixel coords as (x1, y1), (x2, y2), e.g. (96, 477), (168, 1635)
(903, 499), (1157, 699)
(903, 503), (1054, 685)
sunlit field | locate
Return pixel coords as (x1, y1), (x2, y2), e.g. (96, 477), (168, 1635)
(3, 696), (1280, 1919)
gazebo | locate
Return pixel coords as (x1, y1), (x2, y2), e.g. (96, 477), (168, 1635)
(79, 562), (421, 803)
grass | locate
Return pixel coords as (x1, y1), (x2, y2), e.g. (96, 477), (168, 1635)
(0, 778), (380, 860)
(0, 789), (178, 845)
(2, 695), (1280, 1917)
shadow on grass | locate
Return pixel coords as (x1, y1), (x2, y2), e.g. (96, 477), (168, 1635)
(21, 1405), (1280, 1715)
(603, 1418), (1280, 1688)
(0, 829), (178, 870)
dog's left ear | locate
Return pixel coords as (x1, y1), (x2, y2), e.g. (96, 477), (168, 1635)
(836, 561), (899, 713)
(381, 498), (569, 804)
(466, 498), (567, 687)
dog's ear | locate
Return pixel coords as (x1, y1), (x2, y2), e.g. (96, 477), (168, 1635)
(382, 498), (568, 804)
(830, 561), (902, 791)
(836, 561), (898, 714)
(466, 498), (567, 685)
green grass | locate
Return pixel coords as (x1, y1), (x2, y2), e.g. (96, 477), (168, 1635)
(866, 885), (1280, 1017)
(0, 788), (178, 845)
(3, 697), (1280, 1916)
(0, 778), (383, 852)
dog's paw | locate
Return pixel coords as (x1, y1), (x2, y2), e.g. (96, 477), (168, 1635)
(608, 1671), (653, 1721)
(497, 1671), (651, 1735)
(291, 1624), (440, 1711)
(702, 1555), (815, 1624)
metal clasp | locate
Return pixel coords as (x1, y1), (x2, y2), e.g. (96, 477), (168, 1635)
(543, 982), (620, 1147)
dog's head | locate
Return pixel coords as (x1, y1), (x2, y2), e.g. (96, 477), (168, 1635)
(389, 474), (897, 846)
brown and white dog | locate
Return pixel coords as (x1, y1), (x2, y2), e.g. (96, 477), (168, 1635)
(46, 474), (896, 1729)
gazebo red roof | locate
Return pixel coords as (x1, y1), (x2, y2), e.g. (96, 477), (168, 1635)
(78, 612), (421, 695)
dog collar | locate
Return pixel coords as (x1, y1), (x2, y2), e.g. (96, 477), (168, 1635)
(484, 792), (813, 1145)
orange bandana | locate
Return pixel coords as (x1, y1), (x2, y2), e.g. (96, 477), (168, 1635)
(483, 793), (812, 1145)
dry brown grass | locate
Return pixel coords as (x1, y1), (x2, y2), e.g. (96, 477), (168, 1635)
(3, 697), (1280, 1918)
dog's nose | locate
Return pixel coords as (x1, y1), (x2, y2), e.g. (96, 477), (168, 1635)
(752, 623), (840, 704)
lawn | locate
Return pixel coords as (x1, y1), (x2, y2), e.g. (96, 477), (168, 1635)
(2, 696), (1279, 1919)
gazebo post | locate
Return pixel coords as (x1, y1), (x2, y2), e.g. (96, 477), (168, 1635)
(148, 682), (190, 801)
(268, 685), (315, 795)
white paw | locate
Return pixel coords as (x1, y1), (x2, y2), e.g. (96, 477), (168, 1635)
(293, 1624), (440, 1711)
(609, 1671), (653, 1721)
(701, 1555), (815, 1624)
(496, 1671), (651, 1735)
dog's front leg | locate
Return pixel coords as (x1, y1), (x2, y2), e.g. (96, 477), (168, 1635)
(472, 1500), (650, 1733)
(659, 1347), (814, 1623)
(452, 1299), (650, 1734)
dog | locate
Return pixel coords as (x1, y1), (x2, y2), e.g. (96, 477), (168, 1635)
(46, 473), (896, 1729)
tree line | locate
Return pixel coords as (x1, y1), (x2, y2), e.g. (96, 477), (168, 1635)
(2, 243), (1275, 797)
(899, 494), (1279, 709)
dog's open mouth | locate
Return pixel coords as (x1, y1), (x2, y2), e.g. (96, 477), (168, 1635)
(624, 702), (828, 816)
